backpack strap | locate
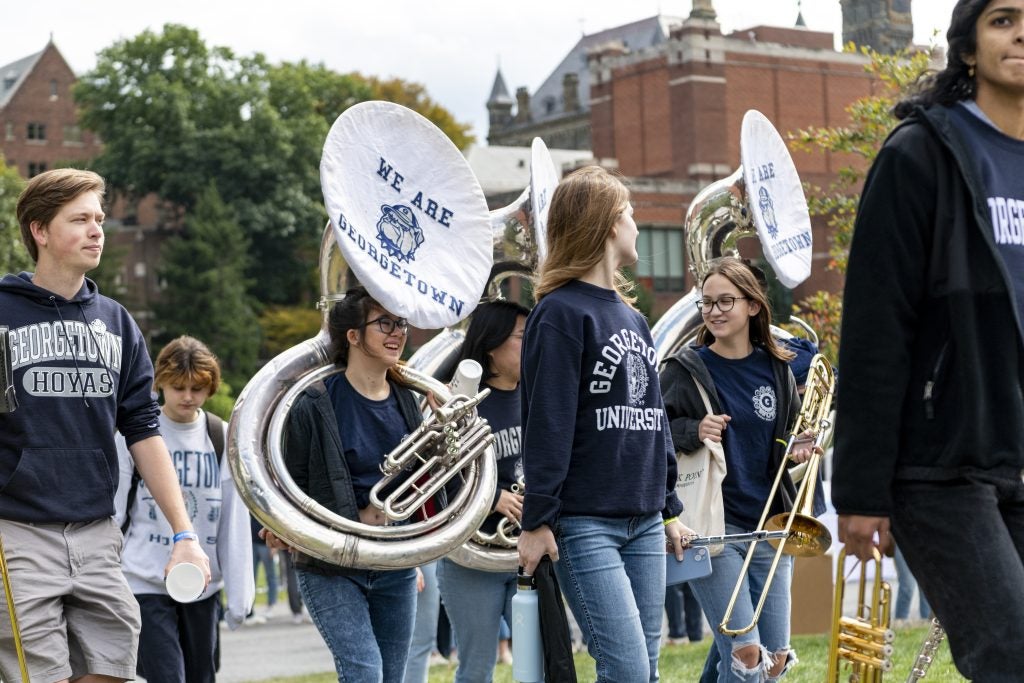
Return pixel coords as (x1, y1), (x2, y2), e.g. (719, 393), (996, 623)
(206, 411), (226, 464)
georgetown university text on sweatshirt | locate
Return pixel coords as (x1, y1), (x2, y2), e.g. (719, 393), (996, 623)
(520, 280), (683, 530)
(114, 411), (255, 629)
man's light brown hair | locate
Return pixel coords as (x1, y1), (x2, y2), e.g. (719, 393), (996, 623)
(16, 168), (105, 262)
(154, 336), (221, 396)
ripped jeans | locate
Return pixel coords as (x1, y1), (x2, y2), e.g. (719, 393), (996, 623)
(689, 524), (794, 682)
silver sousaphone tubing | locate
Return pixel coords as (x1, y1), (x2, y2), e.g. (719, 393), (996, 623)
(228, 102), (499, 570)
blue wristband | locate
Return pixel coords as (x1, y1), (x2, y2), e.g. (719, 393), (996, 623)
(173, 531), (199, 543)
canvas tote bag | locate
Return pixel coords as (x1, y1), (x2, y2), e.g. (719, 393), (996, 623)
(675, 375), (727, 556)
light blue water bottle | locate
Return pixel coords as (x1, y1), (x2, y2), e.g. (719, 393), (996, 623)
(511, 571), (544, 682)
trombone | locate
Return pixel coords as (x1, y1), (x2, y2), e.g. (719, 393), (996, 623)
(718, 353), (835, 636)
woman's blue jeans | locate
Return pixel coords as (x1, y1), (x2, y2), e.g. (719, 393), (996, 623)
(437, 558), (517, 683)
(893, 545), (930, 620)
(892, 471), (1024, 682)
(402, 561), (440, 683)
(553, 512), (665, 683)
(688, 523), (793, 682)
(296, 567), (417, 683)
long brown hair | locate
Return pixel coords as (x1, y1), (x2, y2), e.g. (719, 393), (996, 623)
(695, 258), (793, 363)
(534, 166), (636, 308)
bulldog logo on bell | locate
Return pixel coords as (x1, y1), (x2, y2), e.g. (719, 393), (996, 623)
(377, 204), (424, 263)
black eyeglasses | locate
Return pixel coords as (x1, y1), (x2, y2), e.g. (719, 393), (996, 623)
(696, 296), (748, 313)
(361, 316), (409, 335)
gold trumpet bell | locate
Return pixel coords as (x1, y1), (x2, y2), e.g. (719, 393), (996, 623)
(764, 512), (832, 557)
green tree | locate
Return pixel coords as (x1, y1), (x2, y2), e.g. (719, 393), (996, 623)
(364, 75), (475, 150)
(154, 185), (260, 389)
(75, 26), (474, 306)
(0, 157), (29, 275)
(788, 45), (933, 363)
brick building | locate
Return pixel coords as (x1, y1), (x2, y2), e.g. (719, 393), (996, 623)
(0, 40), (101, 178)
(487, 0), (919, 316)
(1, 40), (176, 334)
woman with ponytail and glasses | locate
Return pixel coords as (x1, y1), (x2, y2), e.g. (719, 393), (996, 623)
(264, 286), (419, 683)
(833, 1), (1024, 679)
(517, 166), (690, 683)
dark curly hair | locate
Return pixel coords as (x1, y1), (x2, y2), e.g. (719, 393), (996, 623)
(894, 0), (991, 118)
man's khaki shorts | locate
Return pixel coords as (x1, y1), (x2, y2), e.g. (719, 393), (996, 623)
(0, 517), (140, 682)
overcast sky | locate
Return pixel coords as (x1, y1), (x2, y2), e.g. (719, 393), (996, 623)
(5, 0), (957, 145)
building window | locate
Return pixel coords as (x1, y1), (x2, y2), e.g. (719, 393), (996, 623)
(27, 123), (46, 141)
(27, 162), (47, 177)
(63, 125), (83, 144)
(635, 227), (685, 292)
(50, 79), (58, 98)
(4, 122), (12, 141)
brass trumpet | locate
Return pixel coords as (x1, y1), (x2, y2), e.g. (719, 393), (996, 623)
(718, 354), (835, 636)
(828, 547), (895, 682)
(828, 547), (947, 682)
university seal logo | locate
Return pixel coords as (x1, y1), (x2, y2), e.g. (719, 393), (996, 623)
(753, 385), (777, 421)
(377, 203), (425, 263)
(758, 186), (778, 239)
(626, 352), (649, 406)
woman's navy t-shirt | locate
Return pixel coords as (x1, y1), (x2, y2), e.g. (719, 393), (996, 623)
(325, 372), (408, 509)
(697, 345), (778, 530)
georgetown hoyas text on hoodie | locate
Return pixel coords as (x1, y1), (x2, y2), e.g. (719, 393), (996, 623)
(0, 272), (160, 523)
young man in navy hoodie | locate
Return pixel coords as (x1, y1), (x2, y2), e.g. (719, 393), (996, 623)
(0, 169), (210, 682)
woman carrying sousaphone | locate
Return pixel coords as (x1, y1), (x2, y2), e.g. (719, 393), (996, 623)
(660, 257), (823, 682)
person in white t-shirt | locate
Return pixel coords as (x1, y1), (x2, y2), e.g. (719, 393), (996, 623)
(115, 335), (255, 683)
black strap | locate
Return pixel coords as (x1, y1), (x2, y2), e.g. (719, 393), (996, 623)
(121, 411), (226, 534)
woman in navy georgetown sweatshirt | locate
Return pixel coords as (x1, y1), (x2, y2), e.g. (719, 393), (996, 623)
(517, 166), (690, 683)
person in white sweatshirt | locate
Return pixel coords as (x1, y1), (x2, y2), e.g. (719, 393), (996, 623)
(114, 336), (255, 683)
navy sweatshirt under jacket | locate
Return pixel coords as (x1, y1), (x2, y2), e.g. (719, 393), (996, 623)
(520, 279), (684, 531)
(0, 272), (161, 523)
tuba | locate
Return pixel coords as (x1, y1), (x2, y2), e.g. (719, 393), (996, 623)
(652, 109), (815, 363)
(227, 102), (499, 570)
(416, 137), (560, 573)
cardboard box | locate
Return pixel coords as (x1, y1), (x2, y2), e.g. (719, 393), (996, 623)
(790, 553), (834, 635)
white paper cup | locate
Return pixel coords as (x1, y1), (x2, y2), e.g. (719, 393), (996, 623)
(165, 562), (205, 603)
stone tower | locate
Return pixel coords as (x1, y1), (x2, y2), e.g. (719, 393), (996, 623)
(840, 0), (914, 54)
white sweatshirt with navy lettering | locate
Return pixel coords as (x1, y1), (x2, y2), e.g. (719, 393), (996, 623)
(114, 410), (255, 629)
(520, 279), (683, 531)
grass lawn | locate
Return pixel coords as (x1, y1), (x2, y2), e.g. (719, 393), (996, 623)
(253, 623), (965, 682)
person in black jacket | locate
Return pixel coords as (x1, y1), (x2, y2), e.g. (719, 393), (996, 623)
(833, 1), (1024, 679)
(661, 258), (819, 682)
(263, 286), (420, 683)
